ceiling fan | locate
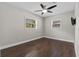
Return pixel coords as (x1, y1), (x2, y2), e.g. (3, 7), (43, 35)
(35, 3), (57, 15)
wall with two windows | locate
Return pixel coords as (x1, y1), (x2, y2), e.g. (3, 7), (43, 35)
(0, 3), (75, 50)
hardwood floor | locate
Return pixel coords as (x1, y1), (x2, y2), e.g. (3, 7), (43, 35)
(1, 37), (75, 57)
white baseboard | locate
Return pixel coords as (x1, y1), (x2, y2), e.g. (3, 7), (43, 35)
(0, 36), (74, 50)
(0, 36), (43, 50)
(43, 36), (74, 43)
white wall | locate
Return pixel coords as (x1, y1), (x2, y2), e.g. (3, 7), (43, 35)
(0, 3), (43, 49)
(44, 11), (75, 42)
(75, 3), (79, 57)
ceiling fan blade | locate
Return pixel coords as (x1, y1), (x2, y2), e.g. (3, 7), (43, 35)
(47, 11), (53, 13)
(40, 3), (45, 9)
(47, 5), (57, 10)
(41, 12), (44, 15)
(35, 10), (42, 12)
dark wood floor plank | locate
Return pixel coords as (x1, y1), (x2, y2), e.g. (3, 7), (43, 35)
(1, 37), (75, 57)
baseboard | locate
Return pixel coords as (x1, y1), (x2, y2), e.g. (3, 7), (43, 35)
(43, 36), (74, 43)
(0, 36), (74, 50)
(0, 36), (43, 50)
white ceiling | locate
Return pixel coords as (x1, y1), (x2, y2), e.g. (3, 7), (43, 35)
(7, 2), (75, 17)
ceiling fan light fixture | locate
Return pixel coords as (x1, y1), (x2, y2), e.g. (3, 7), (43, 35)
(42, 10), (47, 13)
(35, 3), (57, 15)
